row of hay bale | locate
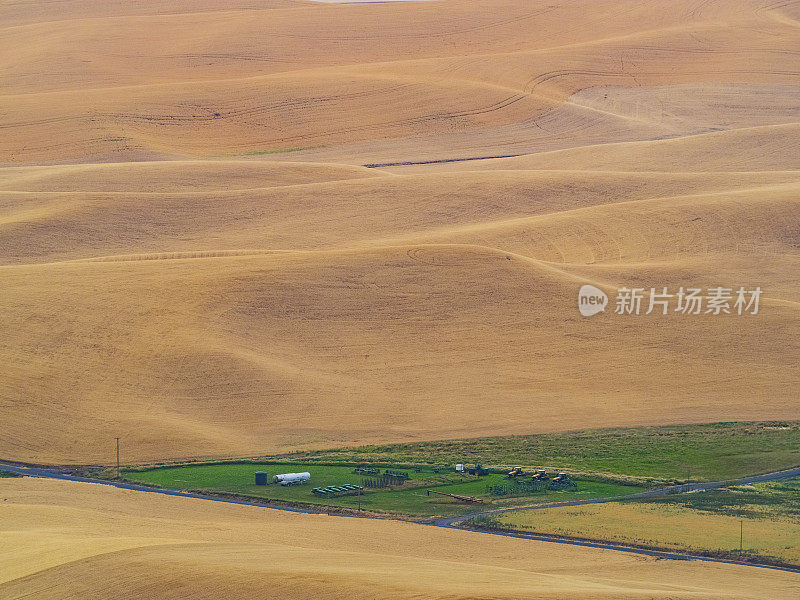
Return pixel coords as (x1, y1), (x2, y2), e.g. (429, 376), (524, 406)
(313, 484), (363, 497)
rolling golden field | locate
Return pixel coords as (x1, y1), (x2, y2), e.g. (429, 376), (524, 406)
(2, 0), (799, 596)
(2, 477), (800, 599)
(2, 0), (799, 465)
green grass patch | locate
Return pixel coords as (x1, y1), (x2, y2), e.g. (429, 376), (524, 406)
(0, 470), (19, 478)
(114, 422), (800, 518)
(291, 421), (800, 482)
(122, 463), (643, 517)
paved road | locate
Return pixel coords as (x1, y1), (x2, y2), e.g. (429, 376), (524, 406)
(3, 461), (799, 573)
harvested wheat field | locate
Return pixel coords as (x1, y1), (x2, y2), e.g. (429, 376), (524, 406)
(2, 477), (799, 600)
(3, 0), (800, 596)
(498, 499), (800, 565)
(1, 0), (799, 463)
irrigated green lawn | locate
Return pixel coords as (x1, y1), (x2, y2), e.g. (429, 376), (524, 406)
(123, 463), (643, 517)
(296, 422), (800, 482)
(117, 422), (800, 516)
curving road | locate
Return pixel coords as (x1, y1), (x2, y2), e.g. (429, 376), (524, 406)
(2, 460), (799, 573)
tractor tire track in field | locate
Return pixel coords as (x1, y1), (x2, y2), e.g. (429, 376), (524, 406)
(363, 153), (525, 168)
(1, 460), (799, 573)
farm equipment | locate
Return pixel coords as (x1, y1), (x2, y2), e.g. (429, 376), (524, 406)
(548, 473), (577, 490)
(488, 479), (548, 495)
(272, 472), (311, 485)
(488, 471), (577, 495)
(427, 489), (484, 503)
(312, 484), (363, 498)
(384, 469), (410, 480)
(363, 473), (410, 488)
(280, 479), (307, 487)
(363, 476), (393, 489)
(487, 484), (510, 495)
(507, 467), (525, 478)
(353, 466), (380, 475)
(467, 463), (489, 476)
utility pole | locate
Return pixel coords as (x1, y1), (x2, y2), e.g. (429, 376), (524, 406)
(358, 487), (362, 512)
(740, 519), (743, 552)
(114, 437), (120, 479)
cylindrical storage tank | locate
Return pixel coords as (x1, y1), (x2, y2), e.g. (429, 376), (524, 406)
(255, 471), (268, 485)
(272, 472), (311, 484)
